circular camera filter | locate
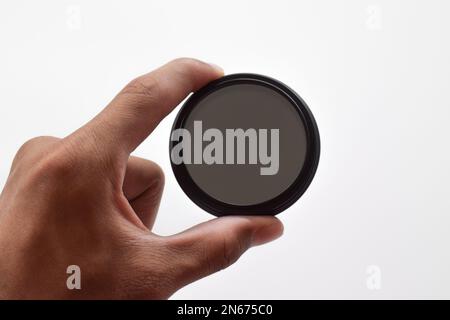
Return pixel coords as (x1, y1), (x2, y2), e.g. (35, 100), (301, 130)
(169, 73), (320, 216)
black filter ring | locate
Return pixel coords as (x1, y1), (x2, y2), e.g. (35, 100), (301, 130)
(169, 73), (320, 216)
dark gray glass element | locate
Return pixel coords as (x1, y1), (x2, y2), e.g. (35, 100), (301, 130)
(183, 84), (306, 206)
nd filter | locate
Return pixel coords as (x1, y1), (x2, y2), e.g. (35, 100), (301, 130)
(169, 73), (320, 216)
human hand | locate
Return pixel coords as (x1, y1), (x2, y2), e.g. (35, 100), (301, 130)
(0, 58), (283, 299)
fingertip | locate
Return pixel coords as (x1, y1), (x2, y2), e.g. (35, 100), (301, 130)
(207, 62), (225, 76)
(212, 215), (283, 247)
(251, 216), (284, 246)
(165, 57), (223, 80)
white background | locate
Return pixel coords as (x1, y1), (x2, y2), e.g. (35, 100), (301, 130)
(1, 0), (449, 299)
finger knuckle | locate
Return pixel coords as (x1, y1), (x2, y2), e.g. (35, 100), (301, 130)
(170, 57), (204, 80)
(152, 163), (165, 187)
(10, 136), (61, 176)
(32, 149), (77, 182)
(121, 75), (162, 102)
(217, 235), (247, 270)
(191, 234), (246, 274)
(15, 136), (57, 159)
(171, 57), (203, 69)
(165, 238), (205, 273)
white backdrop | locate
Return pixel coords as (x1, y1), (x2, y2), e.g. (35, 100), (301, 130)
(1, 0), (449, 299)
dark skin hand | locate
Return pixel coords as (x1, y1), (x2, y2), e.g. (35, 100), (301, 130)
(0, 58), (283, 299)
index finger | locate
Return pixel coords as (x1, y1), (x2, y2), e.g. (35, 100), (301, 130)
(74, 58), (223, 156)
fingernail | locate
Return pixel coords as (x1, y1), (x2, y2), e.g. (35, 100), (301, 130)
(208, 62), (224, 75)
(252, 221), (284, 246)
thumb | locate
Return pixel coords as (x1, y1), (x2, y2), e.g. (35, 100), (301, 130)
(164, 216), (283, 287)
